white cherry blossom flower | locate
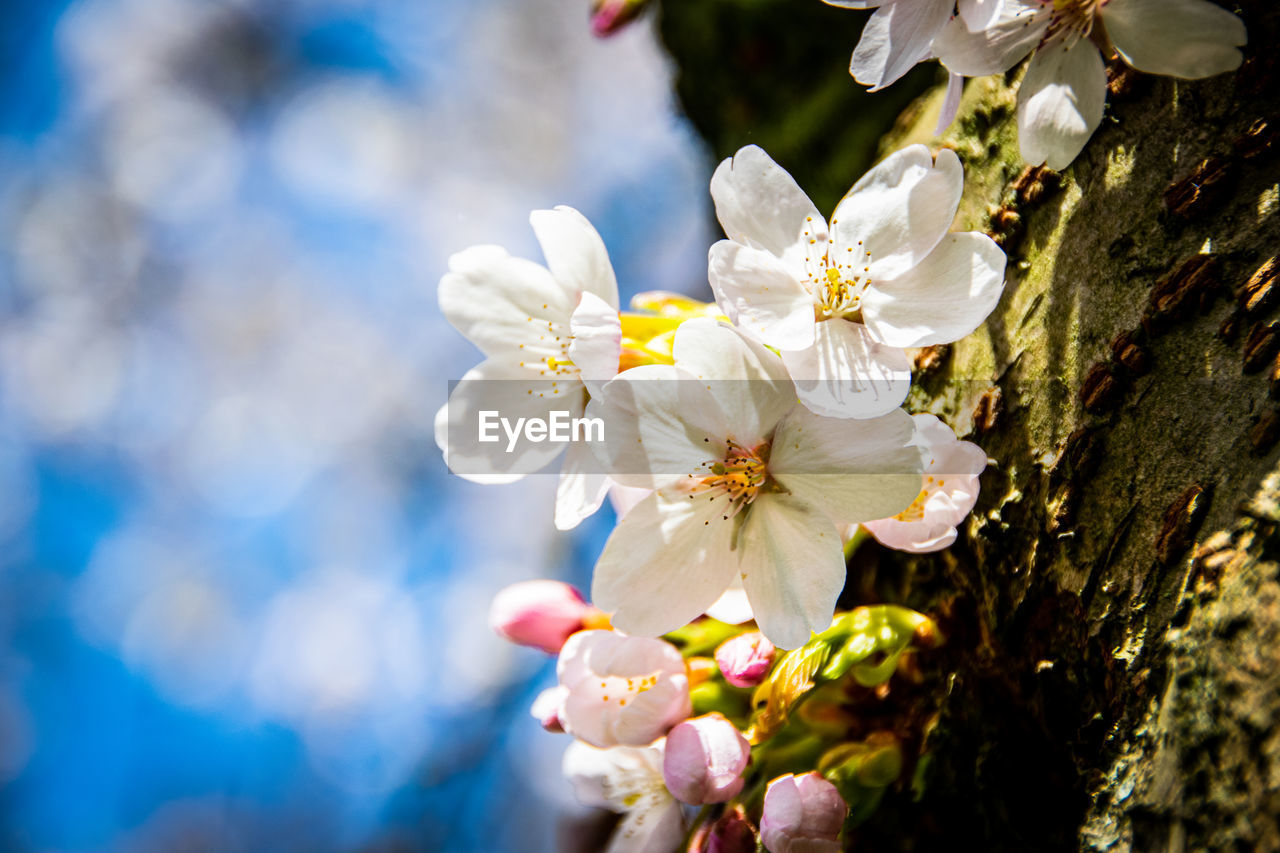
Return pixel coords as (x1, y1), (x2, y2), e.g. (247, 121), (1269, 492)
(435, 205), (621, 530)
(587, 319), (923, 648)
(563, 739), (685, 853)
(708, 144), (1006, 419)
(933, 0), (1247, 169)
(823, 0), (1002, 91)
(861, 413), (987, 552)
(556, 630), (692, 748)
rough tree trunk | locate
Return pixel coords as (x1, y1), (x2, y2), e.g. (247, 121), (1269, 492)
(656, 1), (1280, 849)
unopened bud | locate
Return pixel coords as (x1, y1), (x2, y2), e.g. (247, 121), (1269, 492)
(759, 772), (847, 853)
(590, 0), (650, 36)
(662, 713), (751, 804)
(489, 580), (592, 654)
(701, 805), (756, 853)
(715, 631), (775, 688)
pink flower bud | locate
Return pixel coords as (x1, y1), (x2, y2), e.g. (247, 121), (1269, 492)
(703, 806), (757, 853)
(715, 632), (775, 688)
(589, 0), (647, 37)
(759, 773), (847, 853)
(489, 580), (591, 654)
(662, 713), (750, 804)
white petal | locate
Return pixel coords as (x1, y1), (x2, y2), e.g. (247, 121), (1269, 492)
(592, 491), (739, 638)
(1017, 38), (1107, 170)
(781, 320), (912, 419)
(737, 493), (847, 649)
(861, 231), (1006, 348)
(958, 0), (1002, 32)
(672, 319), (797, 446)
(710, 145), (825, 271)
(438, 245), (575, 358)
(1104, 0), (1246, 80)
(586, 364), (727, 490)
(830, 145), (963, 280)
(864, 516), (958, 552)
(437, 358), (574, 482)
(936, 71), (964, 136)
(555, 440), (611, 531)
(823, 0), (882, 7)
(608, 482), (652, 519)
(769, 405), (923, 525)
(850, 0), (954, 91)
(609, 795), (685, 853)
(933, 0), (1048, 76)
(708, 241), (816, 350)
(530, 205), (620, 308)
(569, 290), (622, 396)
(705, 578), (754, 624)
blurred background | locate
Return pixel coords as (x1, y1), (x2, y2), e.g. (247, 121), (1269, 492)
(0, 0), (716, 849)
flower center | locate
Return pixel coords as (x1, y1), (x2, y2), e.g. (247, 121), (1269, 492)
(689, 441), (770, 517)
(892, 475), (944, 522)
(1044, 0), (1102, 47)
(817, 266), (867, 321)
(595, 672), (663, 708)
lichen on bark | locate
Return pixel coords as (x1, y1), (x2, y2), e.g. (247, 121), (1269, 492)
(654, 0), (1280, 848)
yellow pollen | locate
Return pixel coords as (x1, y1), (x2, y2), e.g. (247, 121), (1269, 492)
(691, 440), (770, 516)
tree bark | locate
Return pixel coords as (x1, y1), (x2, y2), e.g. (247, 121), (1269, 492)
(655, 1), (1280, 849)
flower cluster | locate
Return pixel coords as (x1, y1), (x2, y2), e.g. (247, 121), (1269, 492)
(492, 581), (941, 851)
(827, 0), (1248, 168)
(439, 144), (1003, 848)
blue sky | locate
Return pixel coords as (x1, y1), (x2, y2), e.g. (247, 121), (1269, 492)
(0, 1), (712, 849)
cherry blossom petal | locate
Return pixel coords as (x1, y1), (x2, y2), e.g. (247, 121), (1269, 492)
(933, 0), (1049, 76)
(530, 205), (620, 308)
(438, 245), (575, 359)
(781, 320), (912, 419)
(671, 319), (797, 446)
(958, 0), (1002, 31)
(1017, 37), (1107, 170)
(850, 0), (955, 91)
(864, 515), (959, 552)
(830, 145), (963, 280)
(587, 364), (726, 490)
(435, 358), (572, 482)
(705, 579), (754, 624)
(608, 482), (652, 519)
(936, 71), (964, 136)
(860, 231), (1006, 348)
(562, 741), (686, 853)
(710, 145), (825, 271)
(823, 0), (881, 7)
(609, 796), (686, 853)
(1104, 0), (1246, 80)
(769, 405), (922, 526)
(592, 491), (740, 639)
(558, 631), (691, 748)
(708, 240), (816, 350)
(555, 439), (611, 531)
(568, 290), (623, 396)
(737, 492), (847, 649)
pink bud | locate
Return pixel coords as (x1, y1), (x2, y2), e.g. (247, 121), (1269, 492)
(489, 580), (591, 654)
(590, 0), (645, 36)
(662, 713), (750, 804)
(759, 773), (847, 853)
(703, 806), (756, 853)
(715, 632), (775, 688)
